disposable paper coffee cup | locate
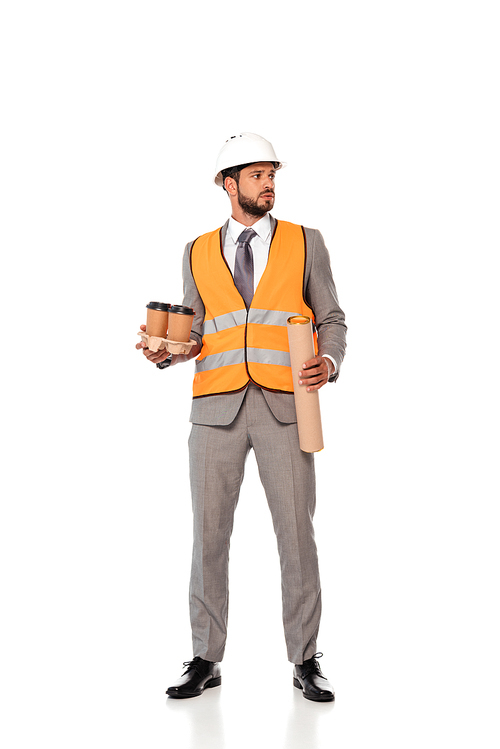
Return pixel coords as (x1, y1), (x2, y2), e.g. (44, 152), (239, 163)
(146, 302), (170, 338)
(168, 305), (195, 342)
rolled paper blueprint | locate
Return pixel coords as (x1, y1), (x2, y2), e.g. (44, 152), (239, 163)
(287, 315), (324, 453)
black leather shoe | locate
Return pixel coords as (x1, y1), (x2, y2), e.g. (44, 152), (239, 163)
(293, 652), (335, 702)
(166, 657), (221, 699)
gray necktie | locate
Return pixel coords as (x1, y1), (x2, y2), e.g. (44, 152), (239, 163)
(233, 228), (256, 309)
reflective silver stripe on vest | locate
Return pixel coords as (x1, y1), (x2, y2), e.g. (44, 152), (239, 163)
(247, 348), (291, 367)
(203, 309), (247, 336)
(195, 348), (245, 372)
(247, 309), (298, 327)
(195, 347), (291, 372)
(198, 307), (299, 372)
(203, 308), (300, 336)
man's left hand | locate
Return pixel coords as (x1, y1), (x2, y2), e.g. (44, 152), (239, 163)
(298, 356), (333, 392)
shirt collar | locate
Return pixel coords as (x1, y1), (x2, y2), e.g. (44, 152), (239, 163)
(228, 213), (272, 244)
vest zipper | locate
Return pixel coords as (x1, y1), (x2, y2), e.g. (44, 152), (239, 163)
(244, 305), (255, 385)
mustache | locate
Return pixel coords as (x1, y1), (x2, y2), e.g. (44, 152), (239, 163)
(260, 190), (275, 196)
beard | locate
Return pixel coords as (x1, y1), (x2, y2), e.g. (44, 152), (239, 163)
(237, 187), (274, 218)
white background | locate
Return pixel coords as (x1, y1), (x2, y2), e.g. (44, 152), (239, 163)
(1, 1), (499, 747)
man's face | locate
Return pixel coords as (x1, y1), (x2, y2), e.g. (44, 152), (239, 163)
(235, 162), (276, 218)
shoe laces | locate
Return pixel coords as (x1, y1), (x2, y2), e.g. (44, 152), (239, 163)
(300, 652), (325, 679)
(181, 656), (204, 676)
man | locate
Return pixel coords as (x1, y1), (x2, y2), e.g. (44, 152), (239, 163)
(137, 133), (347, 702)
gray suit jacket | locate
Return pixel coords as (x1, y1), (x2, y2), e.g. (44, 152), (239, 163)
(172, 216), (347, 426)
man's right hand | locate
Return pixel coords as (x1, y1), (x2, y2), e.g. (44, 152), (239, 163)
(136, 325), (171, 364)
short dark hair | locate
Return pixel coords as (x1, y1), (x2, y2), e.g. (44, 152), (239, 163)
(221, 162), (254, 193)
(221, 161), (279, 193)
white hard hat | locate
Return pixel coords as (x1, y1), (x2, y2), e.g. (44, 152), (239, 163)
(214, 132), (285, 186)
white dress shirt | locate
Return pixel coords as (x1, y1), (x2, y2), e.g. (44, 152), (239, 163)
(224, 214), (272, 290)
(223, 214), (337, 377)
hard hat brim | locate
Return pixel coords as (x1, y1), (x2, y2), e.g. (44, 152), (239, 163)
(214, 161), (286, 187)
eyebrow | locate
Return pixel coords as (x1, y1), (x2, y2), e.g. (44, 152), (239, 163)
(248, 168), (276, 175)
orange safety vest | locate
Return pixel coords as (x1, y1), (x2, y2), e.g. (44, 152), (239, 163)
(190, 220), (316, 398)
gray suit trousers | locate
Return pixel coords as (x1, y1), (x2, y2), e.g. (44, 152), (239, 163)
(188, 385), (321, 665)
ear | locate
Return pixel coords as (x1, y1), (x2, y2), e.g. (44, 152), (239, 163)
(224, 176), (237, 195)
